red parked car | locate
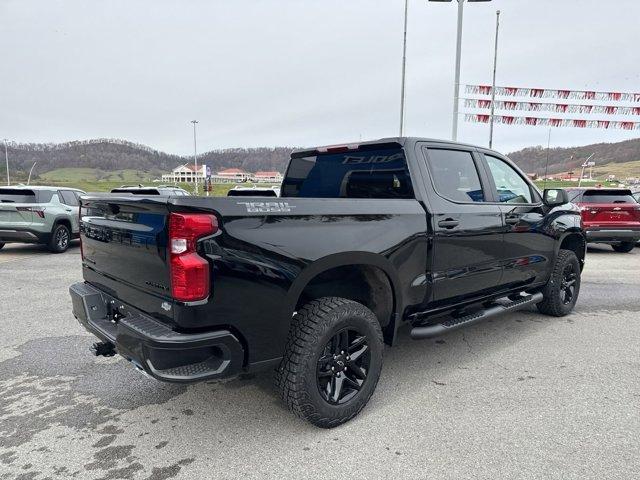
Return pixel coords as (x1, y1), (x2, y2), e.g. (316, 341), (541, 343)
(566, 187), (640, 252)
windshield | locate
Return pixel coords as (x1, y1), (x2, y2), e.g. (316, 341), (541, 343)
(281, 146), (414, 199)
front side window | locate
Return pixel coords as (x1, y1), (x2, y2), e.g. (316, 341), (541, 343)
(424, 149), (485, 203)
(281, 146), (414, 199)
(485, 155), (533, 204)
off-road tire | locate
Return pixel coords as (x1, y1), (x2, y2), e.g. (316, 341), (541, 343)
(612, 242), (635, 253)
(536, 249), (581, 317)
(48, 224), (71, 253)
(275, 297), (384, 428)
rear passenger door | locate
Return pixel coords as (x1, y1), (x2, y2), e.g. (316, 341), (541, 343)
(420, 145), (504, 303)
(479, 152), (554, 288)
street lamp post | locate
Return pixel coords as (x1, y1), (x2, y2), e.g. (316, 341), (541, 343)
(399, 0), (409, 136)
(190, 120), (199, 195)
(488, 9), (501, 148)
(430, 0), (492, 141)
(3, 139), (9, 186)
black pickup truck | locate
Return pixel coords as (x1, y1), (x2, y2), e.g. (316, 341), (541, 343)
(70, 137), (585, 427)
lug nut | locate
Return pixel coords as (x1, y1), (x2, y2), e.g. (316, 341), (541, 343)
(331, 366), (335, 371)
(336, 373), (341, 377)
(346, 356), (350, 360)
(341, 351), (344, 354)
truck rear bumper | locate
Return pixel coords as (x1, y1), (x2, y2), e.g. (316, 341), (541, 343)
(585, 228), (640, 243)
(69, 282), (244, 383)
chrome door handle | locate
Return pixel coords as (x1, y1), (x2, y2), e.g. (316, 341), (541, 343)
(438, 219), (459, 229)
(505, 216), (519, 225)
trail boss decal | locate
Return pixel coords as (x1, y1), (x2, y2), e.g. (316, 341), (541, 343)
(237, 201), (296, 213)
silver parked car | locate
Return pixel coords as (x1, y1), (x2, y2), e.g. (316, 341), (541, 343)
(0, 185), (85, 253)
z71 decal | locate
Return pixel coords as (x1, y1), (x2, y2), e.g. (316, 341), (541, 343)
(237, 201), (297, 213)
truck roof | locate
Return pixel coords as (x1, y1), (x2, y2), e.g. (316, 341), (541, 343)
(291, 137), (498, 157)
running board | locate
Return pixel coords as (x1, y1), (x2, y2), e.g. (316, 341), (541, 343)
(410, 292), (544, 340)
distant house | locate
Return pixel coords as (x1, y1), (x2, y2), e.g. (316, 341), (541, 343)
(162, 164), (207, 184)
(215, 168), (251, 183)
(253, 171), (283, 183)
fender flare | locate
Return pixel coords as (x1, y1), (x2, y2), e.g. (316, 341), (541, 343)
(284, 251), (403, 326)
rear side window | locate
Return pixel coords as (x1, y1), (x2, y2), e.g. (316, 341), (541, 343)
(59, 190), (79, 206)
(425, 149), (485, 203)
(582, 190), (635, 203)
(281, 147), (414, 199)
(0, 189), (37, 203)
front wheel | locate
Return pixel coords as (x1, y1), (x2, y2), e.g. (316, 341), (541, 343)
(537, 249), (581, 317)
(612, 242), (635, 253)
(276, 297), (384, 428)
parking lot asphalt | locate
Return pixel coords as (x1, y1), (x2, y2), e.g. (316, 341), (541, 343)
(0, 242), (638, 480)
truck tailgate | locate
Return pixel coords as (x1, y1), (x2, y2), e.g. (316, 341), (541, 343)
(80, 195), (172, 300)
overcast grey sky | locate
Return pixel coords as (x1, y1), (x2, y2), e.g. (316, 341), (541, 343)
(1, 0), (639, 155)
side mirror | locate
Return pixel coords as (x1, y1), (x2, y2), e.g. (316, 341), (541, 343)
(543, 188), (568, 207)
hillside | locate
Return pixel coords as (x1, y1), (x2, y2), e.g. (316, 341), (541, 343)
(507, 137), (640, 176)
(2, 139), (293, 179)
(3, 137), (639, 182)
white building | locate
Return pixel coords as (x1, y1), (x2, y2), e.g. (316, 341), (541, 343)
(213, 168), (252, 183)
(162, 164), (207, 184)
(253, 171), (283, 183)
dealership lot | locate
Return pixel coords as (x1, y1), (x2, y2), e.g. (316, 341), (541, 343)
(0, 243), (638, 480)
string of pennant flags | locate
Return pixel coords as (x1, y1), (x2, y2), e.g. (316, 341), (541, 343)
(464, 84), (640, 130)
(465, 114), (640, 131)
(463, 99), (640, 116)
(465, 85), (640, 102)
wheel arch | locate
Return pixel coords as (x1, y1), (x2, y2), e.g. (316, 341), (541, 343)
(286, 252), (403, 345)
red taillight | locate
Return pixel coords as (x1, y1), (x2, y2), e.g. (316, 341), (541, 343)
(168, 213), (218, 302)
(16, 206), (45, 218)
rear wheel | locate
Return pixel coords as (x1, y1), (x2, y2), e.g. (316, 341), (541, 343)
(48, 224), (71, 253)
(276, 297), (384, 428)
(612, 242), (635, 253)
(537, 249), (581, 317)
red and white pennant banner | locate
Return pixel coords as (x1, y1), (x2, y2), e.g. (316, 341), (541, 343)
(465, 114), (640, 130)
(464, 99), (640, 116)
(465, 85), (640, 102)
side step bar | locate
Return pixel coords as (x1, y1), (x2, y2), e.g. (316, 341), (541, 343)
(410, 292), (543, 340)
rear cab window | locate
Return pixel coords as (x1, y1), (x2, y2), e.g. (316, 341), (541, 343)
(281, 144), (414, 199)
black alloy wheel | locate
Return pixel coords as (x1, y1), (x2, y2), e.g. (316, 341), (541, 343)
(560, 263), (577, 305)
(316, 328), (371, 405)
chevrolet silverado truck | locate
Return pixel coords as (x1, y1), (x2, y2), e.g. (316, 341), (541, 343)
(70, 137), (586, 428)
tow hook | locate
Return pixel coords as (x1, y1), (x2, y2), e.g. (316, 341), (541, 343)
(91, 341), (116, 357)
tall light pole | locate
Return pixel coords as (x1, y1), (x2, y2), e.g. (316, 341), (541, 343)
(190, 120), (199, 195)
(430, 0), (492, 141)
(399, 0), (409, 136)
(3, 139), (9, 186)
(488, 9), (500, 149)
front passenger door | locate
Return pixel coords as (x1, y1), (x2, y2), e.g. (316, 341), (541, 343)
(480, 153), (555, 288)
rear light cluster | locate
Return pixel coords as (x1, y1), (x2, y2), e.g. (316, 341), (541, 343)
(16, 206), (46, 218)
(168, 213), (218, 302)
